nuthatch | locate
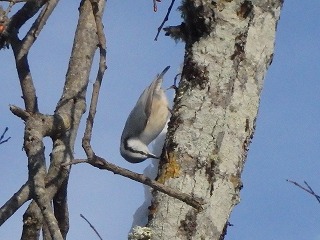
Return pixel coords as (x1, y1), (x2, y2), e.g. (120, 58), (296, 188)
(120, 66), (170, 163)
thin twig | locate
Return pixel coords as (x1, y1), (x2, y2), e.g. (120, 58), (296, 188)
(286, 179), (320, 204)
(64, 156), (204, 210)
(303, 181), (320, 203)
(80, 214), (103, 240)
(82, 0), (107, 158)
(154, 0), (176, 41)
(74, 6), (109, 238)
(0, 127), (11, 144)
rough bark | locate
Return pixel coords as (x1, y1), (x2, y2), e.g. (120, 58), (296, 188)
(148, 0), (283, 239)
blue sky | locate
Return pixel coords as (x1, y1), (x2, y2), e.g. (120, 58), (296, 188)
(0, 1), (319, 239)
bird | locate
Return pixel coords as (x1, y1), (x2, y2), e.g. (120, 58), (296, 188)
(120, 66), (170, 163)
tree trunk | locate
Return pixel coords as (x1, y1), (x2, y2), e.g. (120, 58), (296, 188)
(148, 0), (283, 239)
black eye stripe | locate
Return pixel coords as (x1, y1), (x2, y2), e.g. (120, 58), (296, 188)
(124, 138), (148, 156)
(124, 138), (158, 159)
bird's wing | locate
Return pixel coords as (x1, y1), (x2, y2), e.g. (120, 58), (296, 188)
(121, 66), (170, 139)
(122, 91), (149, 138)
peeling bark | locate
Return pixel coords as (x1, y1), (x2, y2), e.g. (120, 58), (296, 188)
(148, 0), (283, 239)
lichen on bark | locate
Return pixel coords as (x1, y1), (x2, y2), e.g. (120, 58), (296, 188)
(148, 0), (283, 239)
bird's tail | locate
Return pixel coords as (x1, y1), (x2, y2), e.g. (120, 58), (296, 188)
(150, 66), (170, 92)
(158, 66), (170, 79)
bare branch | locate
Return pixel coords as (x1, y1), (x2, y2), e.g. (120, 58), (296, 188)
(80, 214), (103, 240)
(53, 178), (69, 239)
(21, 201), (43, 239)
(0, 182), (31, 226)
(0, 1), (45, 46)
(48, 1), (105, 238)
(0, 157), (69, 234)
(9, 104), (30, 120)
(8, 0), (47, 32)
(21, 156), (71, 239)
(9, 0), (59, 113)
(42, 223), (52, 240)
(82, 0), (107, 158)
(154, 0), (176, 41)
(11, 35), (39, 113)
(65, 156), (204, 210)
(21, 0), (59, 54)
(2, 0), (106, 238)
(0, 1), (47, 49)
(287, 179), (320, 204)
(0, 127), (11, 144)
(23, 117), (63, 240)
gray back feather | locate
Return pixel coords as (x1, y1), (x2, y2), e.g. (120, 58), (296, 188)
(121, 66), (170, 140)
